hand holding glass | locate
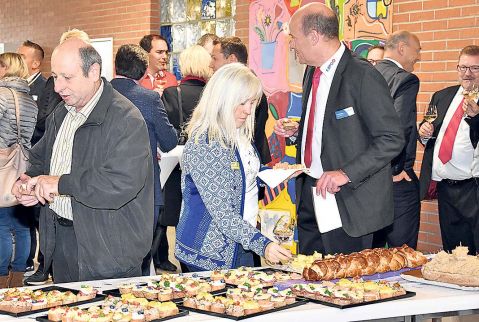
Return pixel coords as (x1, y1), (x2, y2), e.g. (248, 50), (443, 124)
(423, 104), (437, 139)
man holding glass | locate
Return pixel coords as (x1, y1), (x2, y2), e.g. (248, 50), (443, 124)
(418, 45), (479, 255)
(374, 31), (421, 249)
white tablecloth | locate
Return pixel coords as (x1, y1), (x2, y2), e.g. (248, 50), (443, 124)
(2, 274), (479, 322)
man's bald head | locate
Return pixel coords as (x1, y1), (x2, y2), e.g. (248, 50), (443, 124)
(291, 3), (339, 40)
(53, 38), (102, 77)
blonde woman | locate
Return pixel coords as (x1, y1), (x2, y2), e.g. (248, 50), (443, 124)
(157, 45), (213, 272)
(175, 63), (292, 271)
(0, 52), (37, 287)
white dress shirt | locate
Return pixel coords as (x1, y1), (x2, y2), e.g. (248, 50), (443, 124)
(301, 43), (345, 179)
(237, 138), (260, 227)
(432, 86), (475, 181)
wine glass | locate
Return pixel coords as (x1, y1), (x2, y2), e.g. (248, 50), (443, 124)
(423, 104), (437, 139)
(462, 84), (479, 117)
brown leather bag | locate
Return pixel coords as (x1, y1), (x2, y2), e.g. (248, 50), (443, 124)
(0, 88), (29, 207)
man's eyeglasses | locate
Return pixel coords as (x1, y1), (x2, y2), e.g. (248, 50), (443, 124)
(457, 65), (479, 73)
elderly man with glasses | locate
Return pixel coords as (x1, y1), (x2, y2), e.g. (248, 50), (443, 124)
(419, 45), (479, 255)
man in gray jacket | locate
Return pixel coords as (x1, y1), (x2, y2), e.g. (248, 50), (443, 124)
(12, 38), (154, 282)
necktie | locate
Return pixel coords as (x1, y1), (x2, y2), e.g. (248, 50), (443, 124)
(304, 67), (322, 168)
(438, 98), (465, 164)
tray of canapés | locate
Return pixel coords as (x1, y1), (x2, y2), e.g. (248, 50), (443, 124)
(290, 278), (415, 309)
(0, 285), (104, 317)
(103, 274), (225, 302)
(209, 267), (303, 288)
(179, 285), (307, 320)
(36, 294), (187, 322)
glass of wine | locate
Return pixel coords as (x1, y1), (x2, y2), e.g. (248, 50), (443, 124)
(423, 104), (437, 139)
(462, 84), (479, 117)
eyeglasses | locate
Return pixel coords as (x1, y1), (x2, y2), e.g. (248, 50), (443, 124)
(367, 59), (380, 65)
(457, 65), (479, 73)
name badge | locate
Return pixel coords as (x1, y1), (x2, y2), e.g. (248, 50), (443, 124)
(335, 106), (355, 120)
(231, 162), (240, 170)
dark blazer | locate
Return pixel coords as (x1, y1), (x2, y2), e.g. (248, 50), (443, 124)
(255, 94), (272, 164)
(31, 76), (62, 145)
(111, 77), (177, 206)
(29, 72), (47, 101)
(418, 85), (479, 199)
(161, 78), (206, 226)
(296, 49), (404, 237)
(375, 59), (420, 179)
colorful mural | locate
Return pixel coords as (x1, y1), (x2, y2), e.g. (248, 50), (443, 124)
(249, 0), (393, 252)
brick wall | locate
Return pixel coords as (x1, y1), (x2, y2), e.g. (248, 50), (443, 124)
(1, 0), (478, 253)
(0, 0), (160, 72)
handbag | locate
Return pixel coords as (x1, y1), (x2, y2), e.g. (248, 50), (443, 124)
(0, 88), (29, 207)
(176, 86), (188, 145)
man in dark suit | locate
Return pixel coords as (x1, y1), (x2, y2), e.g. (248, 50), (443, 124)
(17, 40), (47, 276)
(210, 36), (271, 165)
(18, 40), (46, 102)
(111, 44), (178, 275)
(374, 31), (422, 249)
(419, 45), (479, 255)
(274, 3), (404, 255)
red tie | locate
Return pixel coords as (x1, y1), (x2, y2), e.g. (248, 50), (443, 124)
(438, 98), (465, 164)
(304, 67), (322, 168)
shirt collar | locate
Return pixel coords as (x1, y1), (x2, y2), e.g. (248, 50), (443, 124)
(319, 43), (345, 79)
(65, 80), (104, 118)
(115, 75), (139, 84)
(27, 71), (41, 85)
(384, 57), (404, 69)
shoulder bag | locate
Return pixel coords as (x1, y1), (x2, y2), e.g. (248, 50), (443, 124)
(0, 88), (29, 207)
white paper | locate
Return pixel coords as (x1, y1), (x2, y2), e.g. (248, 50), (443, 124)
(257, 168), (306, 188)
(311, 187), (342, 233)
(158, 145), (184, 188)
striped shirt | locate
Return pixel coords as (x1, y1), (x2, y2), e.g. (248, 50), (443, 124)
(49, 81), (104, 220)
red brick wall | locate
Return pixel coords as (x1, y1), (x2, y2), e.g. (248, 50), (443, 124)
(0, 0), (160, 72)
(2, 0), (478, 253)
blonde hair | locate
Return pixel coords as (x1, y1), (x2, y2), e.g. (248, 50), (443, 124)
(187, 63), (263, 149)
(0, 52), (29, 79)
(60, 28), (91, 44)
(179, 45), (213, 80)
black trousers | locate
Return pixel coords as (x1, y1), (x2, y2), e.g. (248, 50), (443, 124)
(52, 217), (79, 283)
(297, 175), (373, 255)
(373, 179), (420, 248)
(437, 178), (479, 255)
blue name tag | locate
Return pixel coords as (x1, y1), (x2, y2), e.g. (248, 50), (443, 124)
(335, 106), (355, 120)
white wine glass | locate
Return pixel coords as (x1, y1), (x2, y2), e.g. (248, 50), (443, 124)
(462, 84), (479, 117)
(423, 104), (437, 139)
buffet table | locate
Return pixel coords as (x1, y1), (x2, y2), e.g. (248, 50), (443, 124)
(2, 272), (478, 322)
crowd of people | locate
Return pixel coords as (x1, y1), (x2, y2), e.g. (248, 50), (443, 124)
(0, 2), (478, 288)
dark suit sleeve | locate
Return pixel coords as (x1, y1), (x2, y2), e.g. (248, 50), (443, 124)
(161, 87), (181, 131)
(466, 115), (479, 149)
(152, 92), (178, 152)
(342, 68), (405, 187)
(254, 94), (271, 164)
(393, 73), (420, 174)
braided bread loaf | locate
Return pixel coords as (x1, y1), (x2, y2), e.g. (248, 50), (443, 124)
(303, 245), (428, 281)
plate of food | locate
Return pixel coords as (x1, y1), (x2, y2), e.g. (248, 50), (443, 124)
(0, 285), (104, 317)
(291, 278), (415, 309)
(179, 287), (307, 320)
(401, 246), (479, 291)
(104, 274), (225, 302)
(35, 294), (187, 322)
(258, 163), (309, 188)
(302, 245), (428, 281)
(209, 267), (302, 288)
